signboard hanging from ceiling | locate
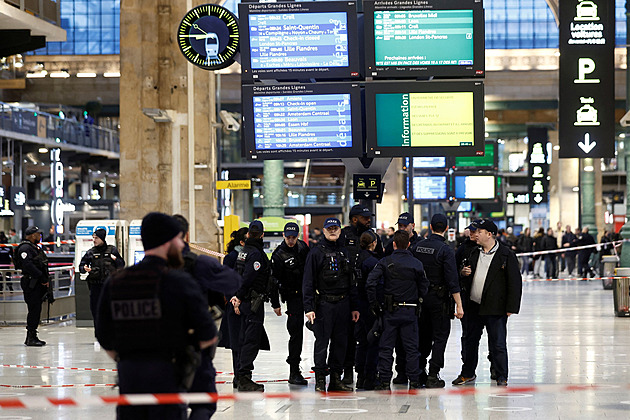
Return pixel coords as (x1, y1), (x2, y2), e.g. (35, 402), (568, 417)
(527, 127), (549, 204)
(558, 0), (614, 158)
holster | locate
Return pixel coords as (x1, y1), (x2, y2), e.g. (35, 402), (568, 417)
(27, 276), (37, 289)
(173, 345), (201, 390)
(384, 294), (394, 312)
(250, 290), (265, 313)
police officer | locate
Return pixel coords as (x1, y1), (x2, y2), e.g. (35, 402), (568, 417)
(384, 212), (420, 256)
(79, 228), (125, 322)
(95, 212), (217, 420)
(173, 214), (243, 419)
(16, 226), (49, 346)
(231, 220), (281, 392)
(303, 217), (359, 392)
(412, 214), (464, 388)
(340, 204), (383, 384)
(271, 222), (310, 385)
(367, 230), (429, 390)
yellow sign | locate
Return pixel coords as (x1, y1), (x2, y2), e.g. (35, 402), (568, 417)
(216, 180), (251, 190)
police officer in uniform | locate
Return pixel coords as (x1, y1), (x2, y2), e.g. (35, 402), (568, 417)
(95, 212), (217, 420)
(367, 230), (429, 390)
(271, 222), (310, 385)
(303, 217), (359, 392)
(231, 220), (281, 392)
(412, 214), (464, 388)
(340, 204), (383, 384)
(79, 228), (125, 322)
(16, 226), (50, 346)
(384, 212), (420, 256)
(173, 214), (243, 419)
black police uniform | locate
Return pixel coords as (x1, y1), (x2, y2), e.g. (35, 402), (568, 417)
(271, 238), (310, 377)
(182, 243), (242, 419)
(79, 243), (125, 321)
(95, 256), (216, 420)
(412, 233), (460, 382)
(303, 237), (357, 390)
(384, 230), (420, 256)
(16, 240), (50, 344)
(354, 248), (381, 389)
(366, 249), (429, 387)
(217, 248), (242, 389)
(234, 237), (276, 391)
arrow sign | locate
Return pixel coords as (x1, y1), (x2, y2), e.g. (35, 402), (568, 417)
(578, 133), (597, 154)
(534, 194), (543, 204)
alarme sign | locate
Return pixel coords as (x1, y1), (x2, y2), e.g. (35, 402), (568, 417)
(559, 0), (614, 158)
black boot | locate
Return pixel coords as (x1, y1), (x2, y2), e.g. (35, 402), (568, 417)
(355, 372), (365, 389)
(363, 373), (376, 391)
(315, 372), (327, 392)
(237, 374), (264, 392)
(25, 331), (46, 347)
(328, 372), (352, 392)
(288, 365), (308, 386)
(341, 367), (354, 385)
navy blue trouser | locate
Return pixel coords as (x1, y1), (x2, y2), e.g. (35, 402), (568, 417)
(354, 299), (379, 378)
(418, 291), (451, 375)
(21, 280), (46, 331)
(221, 303), (241, 380)
(237, 300), (265, 377)
(188, 347), (217, 420)
(285, 293), (304, 366)
(312, 298), (350, 374)
(377, 307), (420, 383)
(88, 281), (104, 323)
(461, 302), (509, 381)
(117, 356), (186, 420)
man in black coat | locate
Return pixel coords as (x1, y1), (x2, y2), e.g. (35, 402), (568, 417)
(453, 219), (522, 387)
(578, 226), (596, 278)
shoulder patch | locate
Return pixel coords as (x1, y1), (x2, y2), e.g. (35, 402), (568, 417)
(21, 252), (28, 259)
(253, 261), (261, 271)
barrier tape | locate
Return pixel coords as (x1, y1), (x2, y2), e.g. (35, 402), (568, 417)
(0, 241), (76, 248)
(0, 384), (115, 389)
(0, 364), (118, 372)
(515, 239), (627, 258)
(1, 383), (630, 409)
(523, 275), (628, 283)
(189, 243), (225, 259)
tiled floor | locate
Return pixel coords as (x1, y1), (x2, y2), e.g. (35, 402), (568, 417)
(1, 280), (629, 419)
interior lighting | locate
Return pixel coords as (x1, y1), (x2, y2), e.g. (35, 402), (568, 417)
(553, 145), (560, 151)
(50, 71), (70, 78)
(38, 147), (48, 154)
(584, 166), (594, 172)
(103, 72), (121, 78)
(76, 72), (97, 78)
(573, 187), (580, 192)
(26, 72), (46, 78)
(287, 173), (295, 179)
(619, 133), (626, 139)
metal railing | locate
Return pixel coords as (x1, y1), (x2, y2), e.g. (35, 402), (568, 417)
(0, 102), (119, 153)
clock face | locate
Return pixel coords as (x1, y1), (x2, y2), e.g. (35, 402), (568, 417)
(177, 4), (239, 71)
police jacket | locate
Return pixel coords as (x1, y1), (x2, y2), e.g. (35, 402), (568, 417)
(384, 231), (420, 256)
(234, 238), (279, 307)
(356, 249), (379, 295)
(412, 233), (460, 296)
(95, 256), (216, 356)
(182, 243), (242, 300)
(223, 249), (239, 269)
(462, 241), (522, 316)
(16, 240), (49, 285)
(271, 239), (309, 297)
(79, 243), (125, 284)
(341, 225), (384, 266)
(302, 238), (357, 313)
(366, 249), (428, 306)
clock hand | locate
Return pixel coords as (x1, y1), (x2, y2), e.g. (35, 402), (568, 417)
(181, 34), (215, 39)
(192, 24), (207, 34)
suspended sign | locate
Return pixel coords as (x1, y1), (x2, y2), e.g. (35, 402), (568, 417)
(50, 148), (65, 234)
(527, 127), (549, 204)
(559, 0), (614, 158)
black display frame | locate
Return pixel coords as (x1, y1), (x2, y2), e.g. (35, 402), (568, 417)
(452, 140), (498, 170)
(241, 82), (364, 160)
(239, 1), (362, 83)
(365, 80), (485, 157)
(450, 173), (500, 201)
(364, 0), (485, 79)
(412, 175), (449, 202)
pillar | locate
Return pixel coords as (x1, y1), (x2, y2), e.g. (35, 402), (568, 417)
(263, 160), (284, 218)
(580, 158), (597, 238)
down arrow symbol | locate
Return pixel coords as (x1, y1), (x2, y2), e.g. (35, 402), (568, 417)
(578, 133), (596, 154)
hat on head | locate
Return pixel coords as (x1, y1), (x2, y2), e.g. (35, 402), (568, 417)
(323, 217), (341, 228)
(141, 212), (182, 251)
(476, 219), (498, 235)
(93, 228), (107, 242)
(430, 213), (448, 227)
(467, 219), (481, 231)
(397, 212), (414, 225)
(24, 226), (41, 236)
(349, 205), (373, 217)
(284, 222), (299, 237)
(249, 220), (264, 233)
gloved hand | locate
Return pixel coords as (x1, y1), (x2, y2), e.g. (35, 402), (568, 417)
(370, 303), (382, 316)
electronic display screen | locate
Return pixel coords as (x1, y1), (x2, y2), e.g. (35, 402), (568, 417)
(413, 176), (447, 200)
(457, 201), (472, 212)
(366, 80), (485, 157)
(364, 0), (485, 78)
(242, 82), (363, 160)
(239, 1), (361, 82)
(453, 175), (496, 200)
(413, 156), (446, 168)
(454, 142), (497, 168)
(134, 251), (145, 265)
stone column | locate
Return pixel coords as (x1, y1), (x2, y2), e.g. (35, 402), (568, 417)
(619, 1), (630, 266)
(263, 160), (284, 218)
(580, 158), (597, 238)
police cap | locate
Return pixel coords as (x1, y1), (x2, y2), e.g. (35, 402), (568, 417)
(323, 218), (341, 229)
(349, 205), (373, 217)
(397, 212), (414, 225)
(476, 219), (498, 235)
(24, 226), (42, 236)
(249, 220), (264, 233)
(283, 222), (299, 237)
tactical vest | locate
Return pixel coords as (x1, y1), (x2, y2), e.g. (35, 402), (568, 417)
(15, 241), (48, 276)
(414, 239), (447, 286)
(108, 266), (185, 354)
(342, 227), (361, 269)
(274, 242), (306, 291)
(236, 245), (269, 295)
(86, 245), (117, 284)
(316, 243), (351, 293)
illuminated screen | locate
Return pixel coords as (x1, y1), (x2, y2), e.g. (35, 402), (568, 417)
(413, 156), (446, 168)
(134, 251), (145, 265)
(454, 142), (495, 168)
(413, 176), (447, 200)
(454, 175), (496, 200)
(374, 10), (473, 67)
(457, 201), (472, 212)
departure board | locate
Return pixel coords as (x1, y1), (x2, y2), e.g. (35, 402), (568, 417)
(413, 176), (447, 200)
(453, 175), (496, 200)
(242, 83), (362, 160)
(413, 157), (446, 168)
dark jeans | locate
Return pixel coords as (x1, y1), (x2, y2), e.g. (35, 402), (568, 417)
(88, 282), (104, 322)
(565, 254), (576, 276)
(21, 279), (46, 331)
(189, 347), (217, 420)
(313, 298), (350, 374)
(544, 254), (557, 279)
(237, 300), (265, 377)
(418, 291), (451, 375)
(378, 307), (420, 383)
(461, 302), (509, 381)
(285, 293), (304, 366)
